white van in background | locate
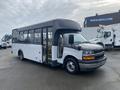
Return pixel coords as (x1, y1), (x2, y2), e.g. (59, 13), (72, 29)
(90, 24), (120, 49)
(6, 39), (12, 48)
(0, 40), (7, 49)
(0, 34), (12, 49)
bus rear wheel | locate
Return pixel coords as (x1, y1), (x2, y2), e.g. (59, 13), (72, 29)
(64, 58), (79, 74)
(18, 51), (24, 60)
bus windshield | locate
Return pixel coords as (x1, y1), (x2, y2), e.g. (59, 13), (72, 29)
(73, 33), (88, 44)
(64, 33), (88, 45)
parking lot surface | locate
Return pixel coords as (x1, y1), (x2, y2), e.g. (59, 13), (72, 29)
(0, 48), (120, 90)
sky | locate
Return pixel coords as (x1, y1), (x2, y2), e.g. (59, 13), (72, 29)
(0, 0), (120, 38)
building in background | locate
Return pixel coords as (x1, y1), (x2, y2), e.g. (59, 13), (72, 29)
(82, 10), (120, 40)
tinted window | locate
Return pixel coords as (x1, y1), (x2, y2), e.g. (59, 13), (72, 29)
(12, 30), (19, 43)
(23, 31), (29, 43)
(104, 32), (111, 38)
(34, 29), (41, 44)
(19, 32), (24, 42)
(28, 30), (34, 44)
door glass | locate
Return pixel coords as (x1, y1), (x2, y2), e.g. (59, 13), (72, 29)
(34, 29), (41, 44)
(42, 29), (47, 62)
(48, 29), (52, 60)
(42, 27), (53, 62)
(57, 34), (64, 58)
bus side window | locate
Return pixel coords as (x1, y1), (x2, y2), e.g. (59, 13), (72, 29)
(34, 29), (41, 44)
(12, 30), (19, 43)
(23, 31), (29, 43)
(18, 32), (24, 43)
(28, 30), (34, 44)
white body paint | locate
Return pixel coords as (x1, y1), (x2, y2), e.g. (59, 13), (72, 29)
(12, 44), (82, 64)
(57, 47), (82, 64)
(12, 43), (43, 63)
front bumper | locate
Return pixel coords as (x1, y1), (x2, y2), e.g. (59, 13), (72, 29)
(79, 56), (107, 71)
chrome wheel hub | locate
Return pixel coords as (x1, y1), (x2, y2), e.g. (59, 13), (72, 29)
(67, 61), (75, 72)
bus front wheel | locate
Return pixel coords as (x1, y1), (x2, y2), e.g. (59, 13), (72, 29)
(64, 57), (79, 74)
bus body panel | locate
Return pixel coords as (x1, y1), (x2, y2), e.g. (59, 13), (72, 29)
(57, 47), (82, 64)
(12, 43), (43, 63)
(52, 46), (57, 61)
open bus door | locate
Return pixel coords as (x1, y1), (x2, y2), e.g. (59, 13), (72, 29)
(42, 28), (52, 63)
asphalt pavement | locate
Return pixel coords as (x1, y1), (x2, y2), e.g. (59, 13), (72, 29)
(0, 48), (120, 90)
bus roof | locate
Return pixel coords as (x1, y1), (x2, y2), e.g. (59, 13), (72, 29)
(13, 19), (81, 32)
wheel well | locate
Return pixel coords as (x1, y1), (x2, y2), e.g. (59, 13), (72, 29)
(97, 42), (104, 47)
(63, 55), (78, 67)
(18, 50), (23, 56)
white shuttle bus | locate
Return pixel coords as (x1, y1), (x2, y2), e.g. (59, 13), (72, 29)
(12, 19), (106, 73)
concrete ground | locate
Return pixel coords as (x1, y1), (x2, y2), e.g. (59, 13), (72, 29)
(0, 48), (120, 90)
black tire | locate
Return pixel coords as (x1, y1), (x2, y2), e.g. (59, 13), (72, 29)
(64, 57), (79, 74)
(3, 47), (7, 49)
(19, 51), (24, 60)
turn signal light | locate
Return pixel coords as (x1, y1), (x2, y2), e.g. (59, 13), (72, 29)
(83, 56), (95, 60)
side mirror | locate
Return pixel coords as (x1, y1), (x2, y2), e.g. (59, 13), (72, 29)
(69, 35), (74, 45)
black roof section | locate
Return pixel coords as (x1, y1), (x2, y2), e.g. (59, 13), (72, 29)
(84, 11), (120, 27)
(13, 19), (81, 32)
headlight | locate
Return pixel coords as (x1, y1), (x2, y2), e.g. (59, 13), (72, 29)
(83, 50), (94, 55)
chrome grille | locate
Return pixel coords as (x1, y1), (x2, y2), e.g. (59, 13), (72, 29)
(95, 53), (104, 60)
(94, 49), (104, 54)
(94, 49), (104, 60)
